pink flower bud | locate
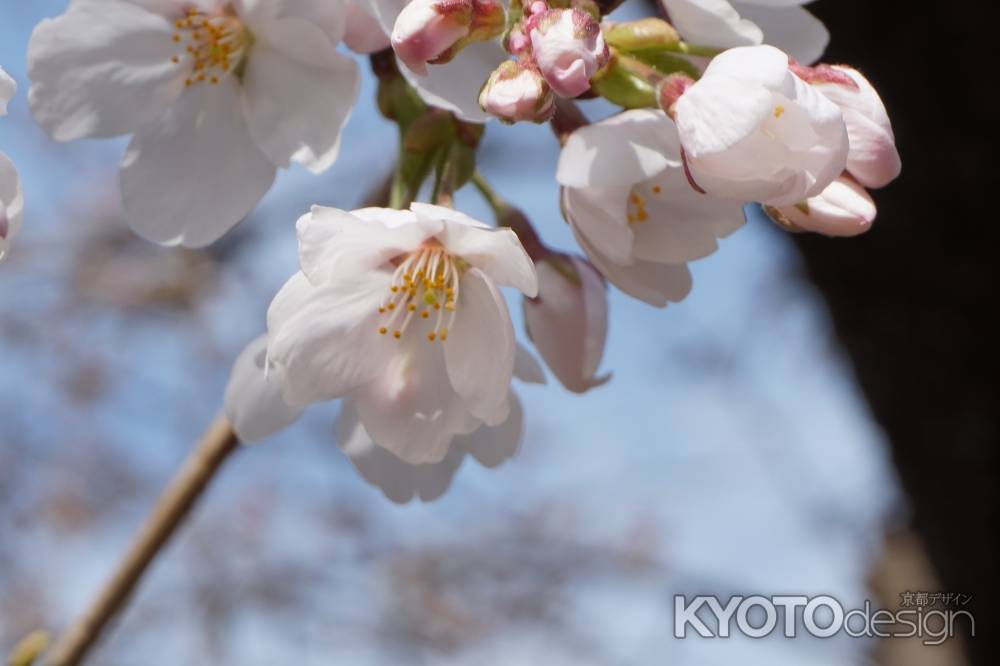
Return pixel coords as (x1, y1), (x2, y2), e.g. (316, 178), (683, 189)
(528, 8), (609, 98)
(765, 175), (876, 237)
(810, 65), (901, 189)
(391, 0), (505, 75)
(479, 60), (555, 123)
(524, 254), (610, 393)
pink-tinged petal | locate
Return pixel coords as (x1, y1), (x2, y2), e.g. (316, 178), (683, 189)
(433, 221), (538, 297)
(296, 206), (431, 284)
(336, 397), (466, 503)
(27, 0), (188, 141)
(356, 337), (480, 464)
(556, 109), (681, 188)
(223, 335), (304, 442)
(267, 271), (394, 406)
(524, 256), (610, 393)
(344, 0), (393, 53)
(514, 344), (547, 384)
(242, 17), (359, 174)
(443, 268), (515, 425)
(120, 77), (276, 247)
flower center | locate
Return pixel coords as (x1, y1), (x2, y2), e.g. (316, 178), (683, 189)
(626, 184), (662, 225)
(377, 246), (463, 343)
(170, 8), (251, 87)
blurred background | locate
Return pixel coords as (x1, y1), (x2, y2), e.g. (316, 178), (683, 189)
(0, 1), (994, 665)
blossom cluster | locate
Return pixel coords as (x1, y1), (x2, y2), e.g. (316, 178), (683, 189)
(4, 0), (900, 501)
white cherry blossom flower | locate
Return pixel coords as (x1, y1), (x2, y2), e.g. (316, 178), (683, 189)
(766, 174), (876, 237)
(661, 0), (829, 64)
(528, 8), (609, 99)
(524, 254), (610, 393)
(811, 65), (901, 189)
(557, 109), (745, 306)
(27, 0), (360, 247)
(1, 67), (22, 262)
(257, 203), (537, 464)
(673, 44), (848, 207)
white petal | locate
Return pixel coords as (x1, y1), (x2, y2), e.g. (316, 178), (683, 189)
(661, 0), (762, 48)
(631, 168), (746, 264)
(356, 338), (481, 464)
(399, 41), (507, 123)
(267, 270), (393, 406)
(562, 185), (635, 265)
(239, 0), (347, 44)
(27, 0), (188, 141)
(433, 218), (539, 297)
(0, 68), (16, 115)
(242, 16), (359, 173)
(444, 268), (515, 425)
(737, 4), (828, 64)
(336, 398), (465, 503)
(557, 109), (681, 188)
(223, 335), (305, 442)
(675, 74), (774, 157)
(460, 390), (524, 468)
(120, 78), (276, 248)
(297, 206), (431, 284)
(0, 153), (24, 262)
(574, 225), (693, 307)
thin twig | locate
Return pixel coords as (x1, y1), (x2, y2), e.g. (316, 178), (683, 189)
(43, 417), (240, 666)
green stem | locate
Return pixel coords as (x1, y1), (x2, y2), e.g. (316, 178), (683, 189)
(671, 41), (722, 58)
(470, 172), (506, 216)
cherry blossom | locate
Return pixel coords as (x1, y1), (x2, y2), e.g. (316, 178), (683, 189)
(557, 109), (745, 306)
(257, 203), (537, 464)
(661, 0), (829, 65)
(27, 0), (360, 247)
(1, 66), (22, 262)
(672, 44), (848, 207)
(391, 0), (505, 74)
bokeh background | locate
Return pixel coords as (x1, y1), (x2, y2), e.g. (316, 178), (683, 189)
(1, 1), (994, 665)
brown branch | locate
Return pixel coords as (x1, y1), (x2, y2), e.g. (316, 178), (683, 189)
(43, 417), (240, 666)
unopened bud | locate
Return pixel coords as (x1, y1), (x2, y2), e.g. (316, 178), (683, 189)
(764, 175), (876, 237)
(479, 60), (555, 123)
(391, 0), (505, 74)
(528, 8), (610, 98)
(524, 254), (610, 393)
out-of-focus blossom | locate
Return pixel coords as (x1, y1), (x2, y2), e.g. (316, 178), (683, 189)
(524, 254), (609, 393)
(391, 0), (505, 74)
(528, 8), (609, 98)
(252, 203), (536, 464)
(673, 45), (848, 207)
(1, 67), (21, 262)
(345, 0), (393, 53)
(766, 174), (876, 237)
(558, 109), (744, 306)
(479, 60), (554, 123)
(661, 0), (828, 64)
(27, 0), (359, 247)
(810, 65), (901, 189)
